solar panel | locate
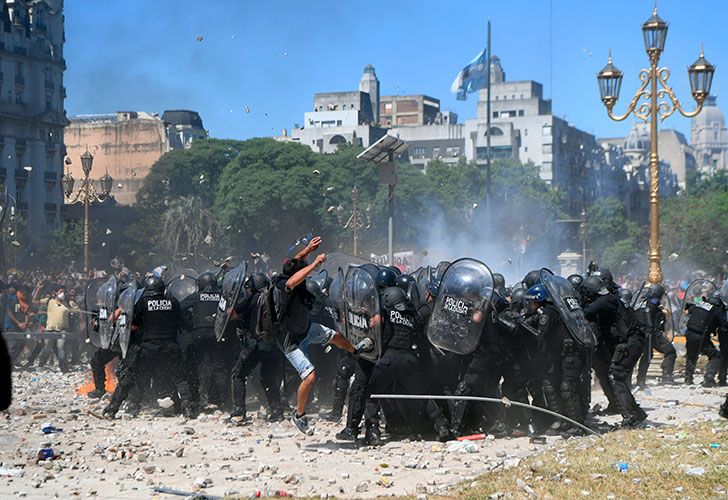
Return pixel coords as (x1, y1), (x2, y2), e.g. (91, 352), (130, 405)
(357, 133), (410, 164)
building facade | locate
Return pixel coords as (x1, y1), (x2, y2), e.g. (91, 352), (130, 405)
(64, 110), (207, 205)
(0, 0), (67, 237)
(691, 95), (727, 175)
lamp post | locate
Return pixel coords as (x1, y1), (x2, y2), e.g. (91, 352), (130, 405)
(62, 151), (112, 273)
(596, 7), (714, 284)
(328, 186), (371, 257)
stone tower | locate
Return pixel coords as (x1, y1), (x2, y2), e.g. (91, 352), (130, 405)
(359, 64), (380, 125)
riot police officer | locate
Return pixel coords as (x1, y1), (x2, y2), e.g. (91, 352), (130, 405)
(683, 291), (727, 386)
(103, 275), (192, 419)
(635, 284), (677, 387)
(230, 273), (284, 421)
(179, 272), (228, 413)
(362, 286), (450, 444)
(582, 277), (646, 427)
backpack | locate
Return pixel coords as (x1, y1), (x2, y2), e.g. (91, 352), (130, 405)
(255, 282), (290, 342)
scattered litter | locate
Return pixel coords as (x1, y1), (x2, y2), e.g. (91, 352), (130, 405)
(709, 443), (720, 449)
(157, 397), (174, 409)
(685, 467), (705, 476)
(244, 106), (250, 113)
(197, 35), (204, 42)
(0, 466), (25, 477)
(41, 423), (63, 434)
(105, 228), (112, 235)
(457, 433), (485, 441)
(617, 461), (628, 473)
(446, 441), (478, 453)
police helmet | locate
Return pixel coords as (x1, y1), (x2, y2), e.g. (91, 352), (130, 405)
(143, 275), (165, 294)
(381, 286), (411, 312)
(618, 288), (633, 304)
(592, 268), (614, 288)
(522, 270), (541, 288)
(647, 284), (665, 300)
(426, 279), (441, 298)
(389, 266), (402, 276)
(567, 274), (583, 288)
(375, 267), (398, 289)
(395, 274), (416, 292)
(511, 287), (527, 307)
(197, 272), (217, 292)
(581, 276), (604, 299)
(524, 283), (548, 302)
(493, 273), (506, 289)
(245, 273), (270, 293)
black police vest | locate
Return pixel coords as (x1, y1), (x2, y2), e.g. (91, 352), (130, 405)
(634, 300), (659, 334)
(137, 294), (181, 341)
(382, 307), (418, 351)
(685, 302), (719, 336)
(192, 291), (221, 331)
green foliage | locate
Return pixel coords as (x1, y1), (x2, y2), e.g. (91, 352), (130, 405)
(684, 169), (728, 197)
(160, 196), (220, 266)
(586, 197), (642, 269)
(136, 139), (248, 211)
(662, 189), (728, 274)
(48, 220), (99, 268)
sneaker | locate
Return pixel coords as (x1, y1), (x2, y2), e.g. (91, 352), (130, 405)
(87, 389), (106, 399)
(291, 413), (313, 436)
(335, 427), (358, 441)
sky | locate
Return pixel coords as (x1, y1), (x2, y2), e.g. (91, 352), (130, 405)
(63, 0), (728, 142)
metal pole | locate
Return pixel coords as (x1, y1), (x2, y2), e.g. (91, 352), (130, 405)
(388, 183), (394, 267)
(352, 186), (359, 257)
(83, 175), (89, 273)
(370, 394), (601, 437)
(485, 20), (492, 241)
(647, 55), (662, 284)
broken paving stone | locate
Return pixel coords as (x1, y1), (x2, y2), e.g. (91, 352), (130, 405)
(174, 447), (184, 458)
(193, 477), (212, 488)
(355, 481), (369, 493)
(183, 427), (196, 435)
(142, 465), (156, 474)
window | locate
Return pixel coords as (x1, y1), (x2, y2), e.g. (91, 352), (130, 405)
(336, 120), (342, 126)
(518, 110), (524, 116)
(495, 96), (499, 100)
(542, 124), (552, 136)
(543, 143), (552, 154)
(433, 147), (440, 157)
(512, 95), (515, 99)
(524, 146), (528, 152)
(412, 146), (426, 156)
(476, 146), (512, 159)
(452, 147), (460, 156)
(524, 129), (528, 136)
(493, 111), (499, 118)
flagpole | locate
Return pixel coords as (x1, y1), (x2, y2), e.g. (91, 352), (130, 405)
(485, 19), (492, 242)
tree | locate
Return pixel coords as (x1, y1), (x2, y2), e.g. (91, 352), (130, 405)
(48, 220), (99, 269)
(661, 189), (728, 275)
(586, 197), (643, 270)
(136, 139), (247, 211)
(160, 196), (220, 267)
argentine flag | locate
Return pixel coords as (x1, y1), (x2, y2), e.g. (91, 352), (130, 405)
(451, 49), (488, 101)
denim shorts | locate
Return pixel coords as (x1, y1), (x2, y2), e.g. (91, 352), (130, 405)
(283, 323), (336, 379)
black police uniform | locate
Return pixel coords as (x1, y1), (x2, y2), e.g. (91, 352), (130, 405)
(538, 303), (587, 430)
(362, 292), (450, 440)
(684, 301), (727, 385)
(230, 291), (284, 419)
(179, 289), (228, 408)
(584, 294), (646, 425)
(105, 290), (191, 416)
(635, 298), (676, 385)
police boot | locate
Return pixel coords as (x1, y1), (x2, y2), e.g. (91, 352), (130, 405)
(322, 407), (343, 422)
(335, 427), (358, 441)
(487, 420), (510, 439)
(87, 389), (105, 399)
(660, 374), (678, 386)
(720, 399), (728, 419)
(102, 405), (117, 420)
(230, 405), (246, 418)
(267, 408), (285, 422)
(363, 424), (382, 446)
(182, 402), (197, 420)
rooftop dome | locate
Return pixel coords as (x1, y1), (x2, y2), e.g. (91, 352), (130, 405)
(692, 95), (724, 128)
(161, 110), (204, 129)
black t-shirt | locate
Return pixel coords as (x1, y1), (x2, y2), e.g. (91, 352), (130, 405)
(273, 275), (315, 345)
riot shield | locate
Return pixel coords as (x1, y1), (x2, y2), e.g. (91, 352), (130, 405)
(114, 282), (138, 358)
(343, 266), (382, 362)
(166, 272), (199, 303)
(427, 258), (494, 355)
(214, 262), (247, 341)
(540, 269), (596, 348)
(631, 281), (649, 309)
(83, 278), (106, 348)
(721, 280), (728, 307)
(329, 268), (345, 331)
(96, 276), (118, 349)
(677, 279), (716, 335)
(413, 266), (433, 302)
(661, 294), (676, 342)
(434, 261), (451, 281)
(307, 270), (329, 299)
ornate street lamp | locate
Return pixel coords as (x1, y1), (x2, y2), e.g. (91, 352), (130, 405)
(596, 7), (715, 284)
(63, 151), (113, 272)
